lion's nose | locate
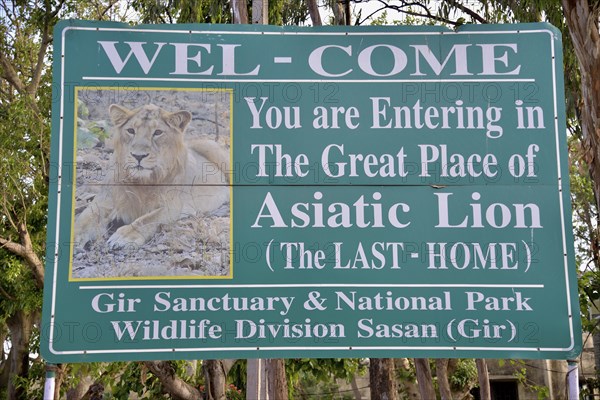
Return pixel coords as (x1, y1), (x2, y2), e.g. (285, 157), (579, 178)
(131, 153), (149, 163)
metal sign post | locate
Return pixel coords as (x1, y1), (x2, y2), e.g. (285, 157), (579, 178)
(43, 364), (56, 400)
(567, 360), (579, 400)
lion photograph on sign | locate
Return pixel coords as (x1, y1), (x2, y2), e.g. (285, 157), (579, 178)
(71, 88), (231, 280)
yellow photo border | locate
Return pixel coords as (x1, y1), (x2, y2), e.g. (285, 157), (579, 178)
(69, 86), (234, 282)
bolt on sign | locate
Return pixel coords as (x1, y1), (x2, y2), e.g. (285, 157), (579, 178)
(42, 20), (581, 362)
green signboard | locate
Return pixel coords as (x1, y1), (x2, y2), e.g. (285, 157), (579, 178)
(42, 20), (581, 362)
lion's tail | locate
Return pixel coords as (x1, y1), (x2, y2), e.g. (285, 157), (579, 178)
(188, 139), (231, 183)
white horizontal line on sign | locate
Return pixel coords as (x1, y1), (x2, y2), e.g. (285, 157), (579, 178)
(80, 283), (545, 290)
(51, 343), (572, 356)
(82, 76), (537, 83)
(66, 26), (556, 38)
(273, 57), (292, 63)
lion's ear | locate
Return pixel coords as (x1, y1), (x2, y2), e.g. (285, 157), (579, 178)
(165, 110), (192, 132)
(109, 104), (132, 126)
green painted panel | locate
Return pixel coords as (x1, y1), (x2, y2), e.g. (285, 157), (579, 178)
(41, 20), (581, 362)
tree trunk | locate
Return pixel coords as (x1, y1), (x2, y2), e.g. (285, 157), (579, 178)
(246, 359), (263, 399)
(351, 375), (363, 400)
(476, 359), (491, 400)
(266, 359), (288, 400)
(330, 0), (346, 25)
(66, 374), (93, 400)
(80, 383), (104, 400)
(369, 358), (397, 400)
(53, 364), (67, 400)
(306, 0), (322, 26)
(6, 310), (34, 400)
(232, 0), (248, 24)
(446, 359), (472, 399)
(562, 0), (600, 391)
(563, 0), (600, 203)
(202, 360), (228, 400)
(436, 359), (452, 400)
(414, 358), (436, 400)
(0, 335), (10, 395)
(395, 359), (419, 400)
(252, 0), (268, 24)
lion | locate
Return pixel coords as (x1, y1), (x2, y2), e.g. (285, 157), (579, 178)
(74, 103), (229, 250)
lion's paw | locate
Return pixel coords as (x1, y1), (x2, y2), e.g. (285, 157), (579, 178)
(107, 225), (146, 249)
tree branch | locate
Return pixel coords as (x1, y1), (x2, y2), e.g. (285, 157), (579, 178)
(374, 0), (458, 26)
(144, 361), (201, 400)
(0, 223), (44, 289)
(0, 285), (16, 301)
(28, 26), (51, 97)
(0, 0), (17, 28)
(98, 0), (121, 20)
(2, 195), (19, 234)
(0, 50), (26, 94)
(49, 0), (67, 19)
(357, 5), (389, 25)
(447, 0), (487, 24)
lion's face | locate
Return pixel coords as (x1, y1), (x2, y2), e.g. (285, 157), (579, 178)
(109, 104), (191, 184)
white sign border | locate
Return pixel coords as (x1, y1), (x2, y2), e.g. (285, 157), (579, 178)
(47, 25), (576, 357)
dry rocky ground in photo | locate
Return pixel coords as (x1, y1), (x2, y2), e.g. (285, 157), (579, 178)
(72, 89), (231, 279)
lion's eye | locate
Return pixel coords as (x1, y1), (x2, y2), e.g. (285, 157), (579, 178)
(126, 128), (135, 135)
(153, 129), (164, 137)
